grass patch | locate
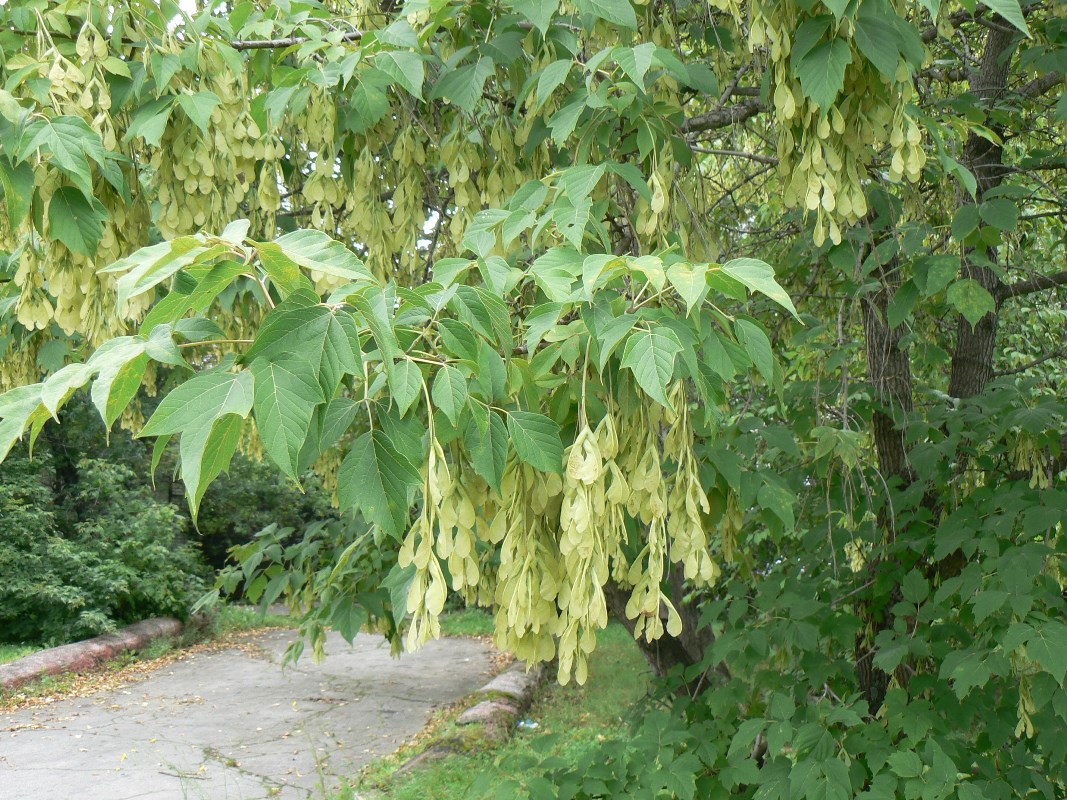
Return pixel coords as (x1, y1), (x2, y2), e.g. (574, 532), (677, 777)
(438, 608), (495, 638)
(208, 604), (296, 636)
(355, 622), (650, 799)
(0, 644), (37, 665)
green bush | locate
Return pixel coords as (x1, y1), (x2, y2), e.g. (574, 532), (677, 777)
(195, 454), (337, 570)
(0, 456), (210, 645)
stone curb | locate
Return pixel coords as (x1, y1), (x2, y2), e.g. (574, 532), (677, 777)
(0, 617), (184, 692)
(456, 662), (544, 727)
(396, 661), (547, 774)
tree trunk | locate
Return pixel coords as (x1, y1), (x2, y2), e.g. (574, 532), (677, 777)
(604, 576), (727, 695)
(856, 20), (1018, 713)
(857, 253), (915, 712)
(947, 22), (1015, 400)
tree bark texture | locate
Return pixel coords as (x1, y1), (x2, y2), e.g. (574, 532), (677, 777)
(947, 22), (1015, 399)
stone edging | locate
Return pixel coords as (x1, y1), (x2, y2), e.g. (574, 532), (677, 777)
(455, 663), (545, 729)
(0, 617), (184, 692)
(396, 661), (547, 774)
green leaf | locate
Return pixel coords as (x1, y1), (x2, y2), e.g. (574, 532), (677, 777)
(48, 187), (108, 257)
(719, 258), (799, 319)
(41, 363), (93, 418)
(1028, 621), (1067, 686)
(19, 116), (106, 196)
(621, 327), (682, 407)
(389, 360), (423, 417)
(794, 38), (853, 112)
(757, 478), (794, 529)
(523, 303), (563, 353)
(260, 229), (374, 285)
(530, 247), (582, 302)
(431, 58), (495, 113)
(616, 42), (657, 87)
(346, 78), (390, 133)
(251, 356), (323, 480)
(110, 237), (211, 309)
(466, 410), (509, 492)
(432, 365), (468, 426)
(947, 279), (996, 329)
(245, 303), (361, 399)
(377, 51), (426, 99)
(508, 0), (558, 33)
(735, 318), (774, 384)
(86, 337), (149, 427)
(382, 562), (417, 624)
(886, 751), (922, 779)
(887, 280), (919, 328)
(182, 412), (243, 519)
(508, 411), (564, 473)
(0, 157), (34, 227)
(574, 0), (637, 28)
(533, 60), (573, 113)
(337, 430), (420, 538)
(0, 385), (45, 462)
(593, 310), (637, 372)
(140, 370), (254, 438)
(351, 285), (401, 362)
(914, 255), (958, 296)
(125, 96), (175, 147)
(983, 0), (1030, 35)
(452, 286), (512, 348)
(979, 198), (1019, 231)
(36, 339), (70, 373)
(176, 91), (221, 132)
(952, 204), (981, 240)
(666, 262), (709, 315)
(822, 0), (850, 21)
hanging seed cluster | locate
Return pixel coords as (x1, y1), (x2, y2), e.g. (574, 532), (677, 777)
(396, 382), (724, 684)
(152, 47), (285, 240)
(1, 24), (153, 364)
(712, 0), (926, 245)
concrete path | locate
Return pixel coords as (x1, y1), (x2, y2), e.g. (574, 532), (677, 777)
(0, 629), (494, 800)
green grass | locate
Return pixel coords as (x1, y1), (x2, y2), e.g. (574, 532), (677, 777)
(208, 604), (296, 636)
(438, 608), (496, 638)
(0, 644), (37, 665)
(356, 622), (650, 799)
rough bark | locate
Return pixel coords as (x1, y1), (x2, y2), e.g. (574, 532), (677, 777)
(857, 253), (916, 712)
(861, 257), (916, 488)
(946, 22), (1015, 400)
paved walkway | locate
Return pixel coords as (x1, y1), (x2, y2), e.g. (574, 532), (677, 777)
(0, 629), (494, 799)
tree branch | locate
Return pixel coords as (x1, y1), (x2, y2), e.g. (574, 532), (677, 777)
(997, 269), (1067, 301)
(230, 30), (363, 49)
(690, 147), (778, 165)
(682, 98), (766, 134)
(1019, 71), (1064, 98)
(994, 347), (1067, 377)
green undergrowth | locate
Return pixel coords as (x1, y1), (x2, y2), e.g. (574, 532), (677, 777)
(0, 644), (37, 665)
(355, 622), (650, 799)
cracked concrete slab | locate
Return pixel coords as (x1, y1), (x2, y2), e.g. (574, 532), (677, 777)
(0, 629), (493, 799)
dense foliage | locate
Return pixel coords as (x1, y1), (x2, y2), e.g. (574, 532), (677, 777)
(0, 452), (209, 644)
(1, 1), (1066, 798)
